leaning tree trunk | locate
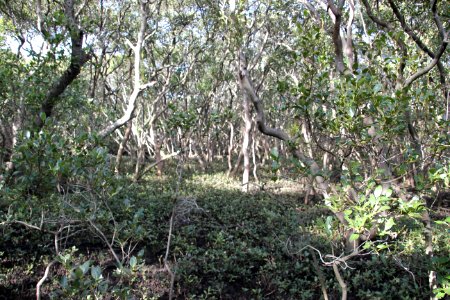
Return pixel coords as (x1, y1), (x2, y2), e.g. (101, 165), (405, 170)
(238, 50), (329, 197)
(34, 0), (91, 131)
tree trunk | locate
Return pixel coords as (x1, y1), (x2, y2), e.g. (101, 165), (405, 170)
(241, 95), (252, 192)
(115, 121), (133, 174)
(238, 50), (329, 197)
(251, 129), (259, 183)
(133, 145), (145, 181)
(155, 137), (163, 176)
(227, 122), (235, 177)
(34, 0), (90, 131)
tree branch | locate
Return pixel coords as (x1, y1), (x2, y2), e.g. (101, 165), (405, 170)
(238, 51), (329, 195)
(403, 39), (448, 88)
(34, 0), (91, 131)
(327, 0), (345, 74)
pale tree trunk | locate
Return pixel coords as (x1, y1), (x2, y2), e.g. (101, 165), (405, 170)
(191, 140), (207, 171)
(155, 136), (163, 176)
(98, 0), (156, 139)
(261, 136), (270, 165)
(251, 132), (259, 183)
(241, 95), (252, 192)
(343, 0), (355, 72)
(115, 121), (132, 174)
(207, 132), (213, 162)
(227, 122), (235, 176)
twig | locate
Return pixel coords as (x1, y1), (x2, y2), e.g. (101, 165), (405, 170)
(310, 248), (329, 300)
(88, 219), (121, 265)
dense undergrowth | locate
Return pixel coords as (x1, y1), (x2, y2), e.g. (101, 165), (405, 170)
(1, 155), (449, 299)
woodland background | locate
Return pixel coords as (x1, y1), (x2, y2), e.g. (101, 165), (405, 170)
(0, 0), (449, 299)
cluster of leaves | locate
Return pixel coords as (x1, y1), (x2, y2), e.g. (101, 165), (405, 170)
(50, 247), (147, 299)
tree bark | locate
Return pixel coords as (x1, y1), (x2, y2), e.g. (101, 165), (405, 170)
(227, 122), (235, 177)
(241, 92), (252, 192)
(34, 0), (91, 131)
(133, 145), (145, 181)
(115, 121), (132, 174)
(155, 136), (163, 176)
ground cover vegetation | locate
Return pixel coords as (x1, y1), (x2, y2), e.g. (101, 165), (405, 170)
(0, 0), (449, 299)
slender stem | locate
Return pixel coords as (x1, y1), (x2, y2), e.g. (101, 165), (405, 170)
(333, 263), (347, 300)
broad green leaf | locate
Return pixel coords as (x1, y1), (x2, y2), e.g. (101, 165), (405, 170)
(384, 218), (395, 231)
(325, 216), (333, 236)
(91, 265), (102, 280)
(60, 276), (68, 289)
(374, 186), (383, 198)
(130, 256), (137, 269)
(270, 147), (279, 159)
(373, 83), (382, 93)
(349, 233), (359, 241)
(385, 189), (393, 197)
(379, 205), (390, 212)
(80, 260), (91, 274)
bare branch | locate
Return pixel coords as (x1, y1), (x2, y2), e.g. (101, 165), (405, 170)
(88, 219), (122, 265)
(36, 260), (57, 300)
(124, 37), (135, 50)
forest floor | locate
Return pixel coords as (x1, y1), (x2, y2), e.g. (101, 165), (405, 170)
(0, 159), (449, 299)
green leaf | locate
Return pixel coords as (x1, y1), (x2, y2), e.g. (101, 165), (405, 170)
(378, 205), (390, 212)
(138, 249), (145, 257)
(91, 265), (102, 280)
(373, 83), (382, 93)
(270, 147), (279, 160)
(130, 256), (137, 269)
(377, 244), (389, 250)
(325, 216), (333, 236)
(60, 275), (68, 289)
(384, 218), (395, 231)
(435, 220), (448, 225)
(374, 185), (383, 198)
(80, 260), (91, 274)
(348, 107), (355, 118)
(363, 241), (372, 249)
(385, 189), (393, 197)
(349, 233), (359, 241)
